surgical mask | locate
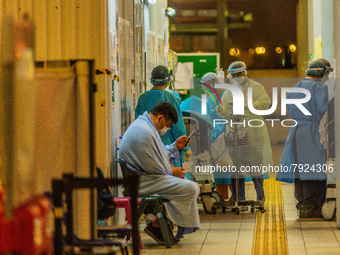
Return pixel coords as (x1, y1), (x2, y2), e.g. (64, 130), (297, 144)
(233, 76), (245, 85)
(321, 74), (329, 83)
(325, 76), (335, 91)
(158, 119), (170, 135)
(159, 126), (170, 136)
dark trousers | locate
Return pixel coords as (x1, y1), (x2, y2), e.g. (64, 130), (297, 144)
(292, 129), (327, 209)
(318, 179), (327, 207)
(294, 178), (318, 208)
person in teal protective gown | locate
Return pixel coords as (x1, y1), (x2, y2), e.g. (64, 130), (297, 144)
(135, 65), (188, 167)
(180, 95), (203, 114)
(276, 60), (330, 218)
(169, 89), (181, 100)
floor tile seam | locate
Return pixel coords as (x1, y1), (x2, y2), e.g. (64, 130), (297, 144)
(330, 228), (340, 248)
(198, 214), (214, 255)
(280, 180), (306, 254)
(233, 213), (247, 255)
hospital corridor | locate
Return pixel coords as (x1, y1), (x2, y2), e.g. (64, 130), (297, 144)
(1, 0), (340, 254)
(140, 145), (340, 255)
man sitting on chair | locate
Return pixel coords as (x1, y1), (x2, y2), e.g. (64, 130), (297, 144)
(119, 102), (200, 244)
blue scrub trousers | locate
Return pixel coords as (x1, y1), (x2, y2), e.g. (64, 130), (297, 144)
(231, 175), (264, 201)
(252, 175), (265, 200)
(231, 176), (245, 201)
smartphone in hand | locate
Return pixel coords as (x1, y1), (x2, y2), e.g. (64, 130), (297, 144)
(185, 130), (195, 146)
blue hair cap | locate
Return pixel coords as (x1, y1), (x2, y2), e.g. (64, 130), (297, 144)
(200, 72), (217, 84)
(150, 65), (170, 85)
(227, 61), (246, 75)
(306, 60), (326, 76)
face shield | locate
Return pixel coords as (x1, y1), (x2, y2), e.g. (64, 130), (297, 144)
(323, 65), (334, 82)
(199, 73), (219, 91)
(227, 64), (247, 85)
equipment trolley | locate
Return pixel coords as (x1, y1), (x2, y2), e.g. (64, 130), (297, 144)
(212, 114), (265, 214)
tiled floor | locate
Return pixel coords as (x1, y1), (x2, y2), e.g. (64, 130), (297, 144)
(282, 182), (340, 255)
(134, 145), (340, 254)
(138, 181), (340, 255)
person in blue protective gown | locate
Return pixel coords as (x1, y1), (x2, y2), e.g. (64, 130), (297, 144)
(135, 65), (188, 167)
(180, 95), (203, 114)
(180, 73), (226, 143)
(216, 61), (273, 206)
(198, 72), (231, 200)
(276, 60), (330, 218)
(202, 73), (227, 143)
(120, 102), (200, 244)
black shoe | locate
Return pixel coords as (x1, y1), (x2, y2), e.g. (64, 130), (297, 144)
(311, 207), (323, 218)
(172, 236), (180, 245)
(298, 209), (314, 218)
(144, 224), (165, 245)
(297, 204), (314, 218)
(298, 204), (323, 218)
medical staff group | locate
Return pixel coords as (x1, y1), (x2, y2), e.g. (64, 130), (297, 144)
(119, 58), (333, 245)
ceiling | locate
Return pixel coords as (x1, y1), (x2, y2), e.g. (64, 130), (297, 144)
(168, 0), (298, 70)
